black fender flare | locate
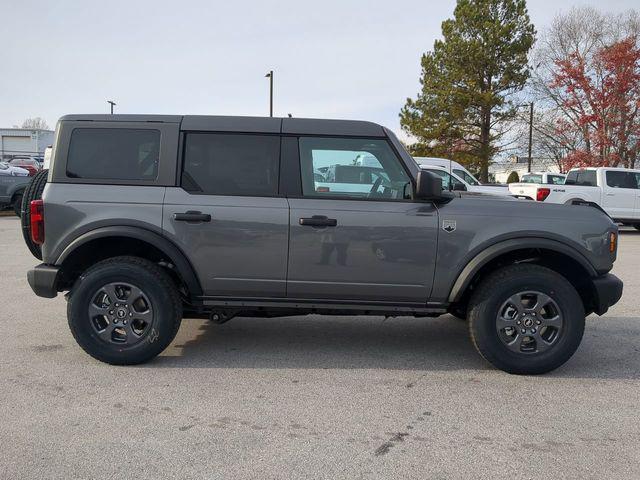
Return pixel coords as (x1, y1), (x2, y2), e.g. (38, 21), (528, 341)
(448, 237), (597, 303)
(56, 226), (202, 296)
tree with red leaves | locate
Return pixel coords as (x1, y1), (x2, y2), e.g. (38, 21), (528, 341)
(550, 36), (640, 169)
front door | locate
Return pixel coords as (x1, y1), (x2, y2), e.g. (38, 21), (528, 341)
(163, 132), (289, 297)
(287, 136), (438, 303)
(603, 170), (638, 220)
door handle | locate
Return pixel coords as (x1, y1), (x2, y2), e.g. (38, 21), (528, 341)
(606, 193), (615, 196)
(299, 215), (337, 227)
(173, 211), (211, 223)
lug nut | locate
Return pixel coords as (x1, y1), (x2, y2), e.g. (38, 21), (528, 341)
(532, 312), (536, 316)
(531, 328), (537, 333)
(123, 320), (127, 325)
(536, 320), (541, 325)
(109, 310), (114, 315)
(521, 329), (526, 334)
(129, 312), (133, 317)
(516, 321), (521, 325)
(114, 319), (119, 324)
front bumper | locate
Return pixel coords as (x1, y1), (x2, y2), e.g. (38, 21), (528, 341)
(27, 264), (60, 298)
(592, 273), (623, 315)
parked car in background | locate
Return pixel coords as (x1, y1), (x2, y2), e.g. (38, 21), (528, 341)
(0, 161), (31, 215)
(415, 157), (508, 186)
(521, 172), (566, 185)
(416, 159), (511, 195)
(509, 167), (640, 227)
(8, 157), (41, 176)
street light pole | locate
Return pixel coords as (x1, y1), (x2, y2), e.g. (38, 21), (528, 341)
(527, 102), (534, 173)
(265, 71), (273, 117)
(107, 100), (116, 114)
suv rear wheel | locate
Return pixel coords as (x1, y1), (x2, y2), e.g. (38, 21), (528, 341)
(67, 256), (182, 365)
(12, 193), (23, 217)
(468, 264), (585, 375)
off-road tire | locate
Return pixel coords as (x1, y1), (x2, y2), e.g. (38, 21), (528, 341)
(67, 256), (182, 365)
(468, 264), (585, 375)
(20, 169), (48, 260)
(12, 193), (23, 217)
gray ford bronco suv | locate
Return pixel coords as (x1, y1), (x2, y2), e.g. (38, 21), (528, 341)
(25, 114), (623, 374)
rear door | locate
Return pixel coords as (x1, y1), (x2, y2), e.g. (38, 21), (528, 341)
(603, 170), (638, 220)
(285, 136), (438, 303)
(162, 131), (289, 297)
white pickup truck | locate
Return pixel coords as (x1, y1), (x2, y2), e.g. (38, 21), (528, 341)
(509, 167), (640, 225)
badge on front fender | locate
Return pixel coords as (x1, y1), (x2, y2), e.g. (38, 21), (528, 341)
(442, 220), (456, 233)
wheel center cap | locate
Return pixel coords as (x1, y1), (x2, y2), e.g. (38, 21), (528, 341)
(116, 308), (127, 319)
(523, 317), (534, 327)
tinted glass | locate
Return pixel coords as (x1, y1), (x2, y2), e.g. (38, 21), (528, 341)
(182, 133), (279, 196)
(67, 128), (160, 180)
(606, 171), (638, 189)
(565, 170), (597, 186)
(299, 137), (410, 199)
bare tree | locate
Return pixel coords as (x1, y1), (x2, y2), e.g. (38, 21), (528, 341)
(15, 117), (50, 130)
(530, 7), (640, 162)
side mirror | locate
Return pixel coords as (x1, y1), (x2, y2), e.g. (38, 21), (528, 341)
(414, 170), (443, 200)
(452, 181), (467, 191)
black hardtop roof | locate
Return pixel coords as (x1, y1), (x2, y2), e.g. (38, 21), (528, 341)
(58, 114), (386, 137)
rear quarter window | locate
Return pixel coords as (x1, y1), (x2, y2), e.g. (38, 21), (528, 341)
(66, 128), (160, 181)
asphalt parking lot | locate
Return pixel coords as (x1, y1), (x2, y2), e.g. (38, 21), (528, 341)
(1, 215), (639, 479)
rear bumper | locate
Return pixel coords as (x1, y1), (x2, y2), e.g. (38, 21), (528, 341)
(27, 264), (60, 298)
(592, 273), (623, 315)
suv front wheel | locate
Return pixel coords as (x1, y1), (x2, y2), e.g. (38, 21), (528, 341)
(468, 264), (585, 375)
(67, 256), (182, 365)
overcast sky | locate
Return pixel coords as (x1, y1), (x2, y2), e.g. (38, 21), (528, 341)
(1, 0), (637, 138)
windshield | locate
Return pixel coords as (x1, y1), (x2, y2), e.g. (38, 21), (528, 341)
(453, 168), (480, 185)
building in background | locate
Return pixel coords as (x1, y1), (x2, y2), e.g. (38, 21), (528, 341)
(490, 155), (561, 183)
(0, 128), (55, 161)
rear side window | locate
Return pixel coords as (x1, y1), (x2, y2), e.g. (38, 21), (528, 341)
(606, 171), (638, 189)
(565, 170), (597, 186)
(181, 133), (279, 196)
(521, 174), (542, 184)
(67, 128), (160, 180)
(548, 175), (565, 185)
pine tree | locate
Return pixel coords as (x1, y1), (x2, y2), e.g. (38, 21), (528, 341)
(401, 0), (536, 182)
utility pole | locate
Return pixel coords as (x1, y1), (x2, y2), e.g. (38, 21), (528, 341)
(107, 100), (116, 114)
(265, 71), (273, 117)
(527, 102), (534, 173)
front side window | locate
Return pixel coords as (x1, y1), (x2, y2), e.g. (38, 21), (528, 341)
(66, 128), (160, 180)
(453, 168), (480, 185)
(182, 133), (280, 196)
(299, 137), (410, 200)
(427, 169), (466, 190)
(606, 171), (638, 189)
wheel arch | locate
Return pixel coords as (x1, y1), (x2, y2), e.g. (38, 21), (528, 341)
(56, 226), (202, 297)
(448, 238), (598, 308)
